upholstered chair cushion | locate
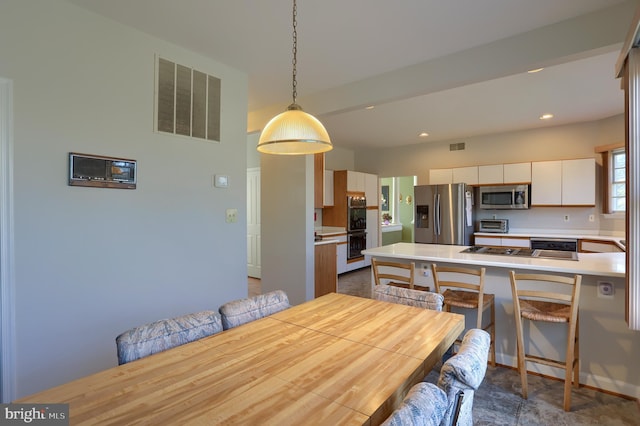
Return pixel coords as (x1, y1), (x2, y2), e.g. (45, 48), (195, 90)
(219, 290), (290, 330)
(116, 310), (223, 365)
(374, 284), (444, 311)
(437, 328), (490, 426)
(381, 382), (448, 426)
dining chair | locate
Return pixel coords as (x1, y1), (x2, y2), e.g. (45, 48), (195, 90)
(381, 382), (448, 426)
(509, 271), (582, 412)
(374, 283), (444, 311)
(372, 258), (429, 291)
(115, 310), (223, 365)
(218, 290), (290, 330)
(435, 328), (490, 426)
(431, 264), (496, 366)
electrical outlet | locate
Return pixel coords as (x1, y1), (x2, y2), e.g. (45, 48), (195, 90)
(225, 208), (238, 223)
(421, 263), (430, 277)
(564, 214), (570, 222)
(597, 281), (614, 299)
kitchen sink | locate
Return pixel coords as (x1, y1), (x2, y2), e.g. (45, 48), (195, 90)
(461, 246), (578, 261)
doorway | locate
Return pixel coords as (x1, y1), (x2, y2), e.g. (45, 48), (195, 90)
(379, 175), (416, 245)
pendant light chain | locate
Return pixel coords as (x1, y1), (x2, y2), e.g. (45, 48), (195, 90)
(256, 0), (332, 154)
(291, 0), (298, 105)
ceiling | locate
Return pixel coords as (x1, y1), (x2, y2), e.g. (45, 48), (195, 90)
(67, 0), (635, 150)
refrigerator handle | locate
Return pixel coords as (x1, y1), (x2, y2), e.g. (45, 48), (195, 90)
(434, 193), (441, 236)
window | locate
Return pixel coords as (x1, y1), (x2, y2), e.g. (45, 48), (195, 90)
(611, 148), (626, 212)
(597, 144), (626, 214)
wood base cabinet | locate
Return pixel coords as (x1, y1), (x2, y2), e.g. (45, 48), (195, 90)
(315, 242), (337, 297)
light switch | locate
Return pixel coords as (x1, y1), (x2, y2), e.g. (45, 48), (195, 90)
(214, 175), (229, 188)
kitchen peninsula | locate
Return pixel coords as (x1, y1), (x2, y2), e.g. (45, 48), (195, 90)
(362, 243), (639, 399)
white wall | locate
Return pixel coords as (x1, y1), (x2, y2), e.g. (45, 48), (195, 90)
(0, 0), (248, 399)
(260, 155), (315, 305)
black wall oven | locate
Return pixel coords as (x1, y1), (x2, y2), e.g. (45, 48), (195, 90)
(347, 196), (367, 259)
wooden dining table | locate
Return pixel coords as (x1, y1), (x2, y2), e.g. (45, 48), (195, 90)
(17, 292), (465, 425)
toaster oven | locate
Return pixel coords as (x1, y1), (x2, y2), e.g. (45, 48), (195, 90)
(478, 219), (509, 233)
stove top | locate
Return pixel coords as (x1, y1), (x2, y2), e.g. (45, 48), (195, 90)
(461, 246), (578, 261)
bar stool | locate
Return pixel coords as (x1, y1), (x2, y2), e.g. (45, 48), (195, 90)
(431, 264), (496, 367)
(372, 258), (429, 291)
(509, 272), (582, 411)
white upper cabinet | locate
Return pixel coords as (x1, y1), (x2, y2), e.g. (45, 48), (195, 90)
(452, 166), (478, 185)
(531, 159), (595, 206)
(347, 170), (365, 192)
(531, 160), (562, 205)
(478, 162), (531, 184)
(478, 165), (503, 184)
(324, 170), (334, 206)
(429, 168), (453, 185)
(503, 162), (531, 183)
(364, 173), (378, 207)
(562, 158), (595, 205)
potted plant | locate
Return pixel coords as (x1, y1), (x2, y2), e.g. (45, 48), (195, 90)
(382, 213), (392, 225)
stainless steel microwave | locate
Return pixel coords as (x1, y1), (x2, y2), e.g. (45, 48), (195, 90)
(479, 184), (530, 209)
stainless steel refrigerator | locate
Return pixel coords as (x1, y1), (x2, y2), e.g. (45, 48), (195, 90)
(414, 183), (474, 245)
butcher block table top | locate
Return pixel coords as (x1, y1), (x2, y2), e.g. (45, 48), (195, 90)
(17, 293), (464, 425)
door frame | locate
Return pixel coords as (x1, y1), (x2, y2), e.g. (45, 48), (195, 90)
(0, 77), (15, 402)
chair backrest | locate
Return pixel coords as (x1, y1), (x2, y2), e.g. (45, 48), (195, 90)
(372, 258), (416, 289)
(219, 290), (290, 330)
(437, 328), (490, 426)
(509, 272), (582, 324)
(431, 264), (486, 295)
(116, 310), (223, 365)
(374, 284), (444, 311)
(381, 382), (448, 426)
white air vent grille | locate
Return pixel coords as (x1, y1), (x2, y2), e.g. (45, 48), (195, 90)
(155, 57), (221, 142)
(449, 142), (465, 151)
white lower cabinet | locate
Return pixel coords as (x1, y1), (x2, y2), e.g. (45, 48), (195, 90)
(475, 236), (530, 248)
(335, 235), (348, 274)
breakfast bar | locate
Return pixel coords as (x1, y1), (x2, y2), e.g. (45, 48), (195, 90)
(362, 243), (639, 399)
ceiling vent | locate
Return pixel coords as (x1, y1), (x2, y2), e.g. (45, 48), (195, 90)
(155, 56), (221, 142)
(449, 142), (466, 151)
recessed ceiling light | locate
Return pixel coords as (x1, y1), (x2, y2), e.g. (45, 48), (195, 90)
(419, 132), (429, 137)
(365, 105), (375, 110)
(539, 113), (554, 120)
(528, 68), (544, 73)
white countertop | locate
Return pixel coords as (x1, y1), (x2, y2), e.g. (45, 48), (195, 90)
(314, 238), (338, 246)
(362, 243), (625, 278)
(315, 226), (347, 237)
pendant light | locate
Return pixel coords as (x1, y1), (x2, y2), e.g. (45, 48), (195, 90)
(257, 0), (332, 155)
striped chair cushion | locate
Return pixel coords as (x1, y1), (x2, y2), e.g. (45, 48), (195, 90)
(437, 328), (490, 426)
(381, 382), (448, 426)
(116, 310), (222, 365)
(374, 284), (444, 311)
(219, 290), (290, 330)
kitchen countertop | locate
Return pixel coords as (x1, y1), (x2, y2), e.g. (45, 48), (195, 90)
(362, 242), (625, 278)
(315, 226), (347, 237)
(314, 238), (338, 246)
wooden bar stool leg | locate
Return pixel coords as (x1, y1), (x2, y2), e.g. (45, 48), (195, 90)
(573, 316), (580, 389)
(514, 313), (528, 399)
(490, 300), (496, 367)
